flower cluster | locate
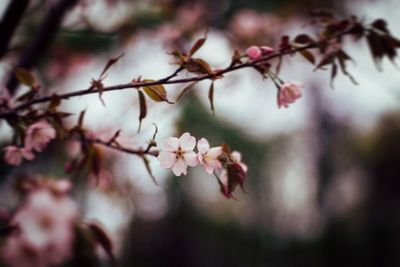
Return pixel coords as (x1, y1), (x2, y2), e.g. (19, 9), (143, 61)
(157, 132), (247, 198)
(0, 179), (78, 267)
(245, 45), (303, 108)
(3, 120), (56, 166)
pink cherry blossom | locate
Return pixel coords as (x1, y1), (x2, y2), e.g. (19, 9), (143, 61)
(25, 120), (56, 152)
(260, 46), (275, 55)
(246, 45), (262, 60)
(157, 132), (199, 176)
(197, 138), (222, 174)
(3, 146), (34, 166)
(1, 183), (78, 267)
(277, 81), (303, 108)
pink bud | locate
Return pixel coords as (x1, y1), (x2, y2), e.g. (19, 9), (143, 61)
(246, 45), (262, 60)
(260, 46), (275, 55)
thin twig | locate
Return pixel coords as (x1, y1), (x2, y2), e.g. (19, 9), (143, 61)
(4, 28), (353, 114)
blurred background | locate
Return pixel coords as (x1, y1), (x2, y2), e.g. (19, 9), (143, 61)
(1, 0), (400, 266)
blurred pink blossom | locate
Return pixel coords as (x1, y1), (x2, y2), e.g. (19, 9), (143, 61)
(260, 46), (275, 55)
(246, 45), (262, 60)
(197, 138), (222, 174)
(0, 88), (11, 108)
(25, 120), (56, 152)
(157, 132), (199, 176)
(277, 81), (303, 108)
(1, 180), (78, 267)
(230, 10), (283, 45)
(3, 146), (34, 166)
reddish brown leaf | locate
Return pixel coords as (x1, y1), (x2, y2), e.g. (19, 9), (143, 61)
(208, 82), (215, 115)
(138, 90), (147, 132)
(15, 68), (36, 87)
(189, 37), (206, 57)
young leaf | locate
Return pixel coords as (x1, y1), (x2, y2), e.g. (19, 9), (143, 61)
(330, 62), (338, 88)
(184, 58), (212, 75)
(176, 81), (198, 102)
(208, 82), (215, 115)
(315, 54), (335, 70)
(337, 50), (358, 84)
(366, 31), (385, 67)
(372, 19), (388, 34)
(189, 37), (206, 57)
(15, 68), (36, 87)
(48, 94), (62, 110)
(142, 79), (170, 103)
(90, 79), (106, 106)
(299, 50), (315, 65)
(78, 110), (86, 128)
(88, 222), (115, 264)
(294, 34), (315, 45)
(138, 90), (147, 132)
(90, 146), (103, 177)
(99, 53), (124, 79)
(107, 130), (121, 146)
(143, 156), (159, 185)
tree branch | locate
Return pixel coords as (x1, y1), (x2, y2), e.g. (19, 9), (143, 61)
(0, 27), (355, 116)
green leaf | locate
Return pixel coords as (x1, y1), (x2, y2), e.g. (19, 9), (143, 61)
(142, 79), (170, 102)
(15, 68), (36, 87)
(138, 90), (147, 132)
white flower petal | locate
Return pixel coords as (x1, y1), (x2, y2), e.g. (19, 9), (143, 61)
(163, 137), (179, 151)
(197, 138), (210, 154)
(204, 164), (214, 174)
(207, 147), (222, 158)
(206, 159), (222, 169)
(180, 132), (196, 150)
(231, 151), (242, 162)
(172, 159), (187, 176)
(157, 151), (176, 168)
(184, 151), (199, 167)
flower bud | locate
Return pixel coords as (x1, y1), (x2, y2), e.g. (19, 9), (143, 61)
(246, 45), (262, 60)
(260, 46), (275, 55)
(227, 162), (247, 194)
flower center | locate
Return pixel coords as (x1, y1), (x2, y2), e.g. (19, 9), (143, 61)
(175, 147), (184, 159)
